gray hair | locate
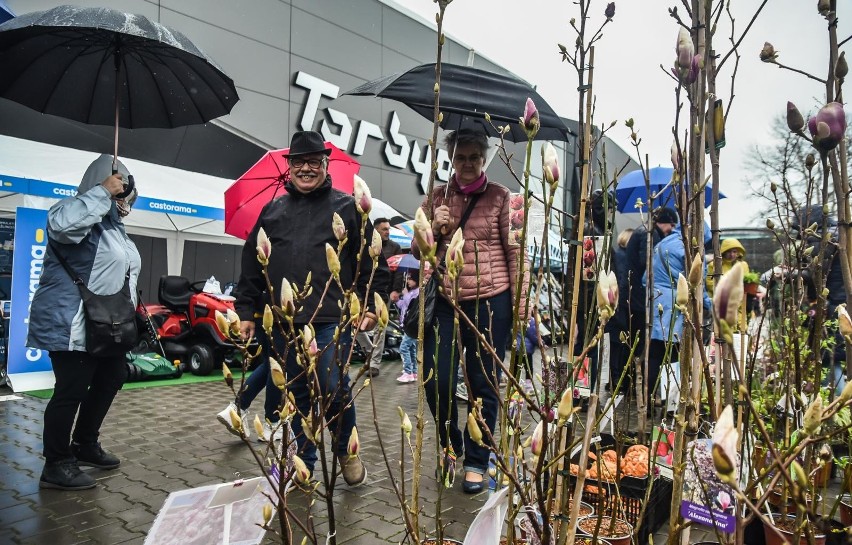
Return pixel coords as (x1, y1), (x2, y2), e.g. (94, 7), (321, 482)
(443, 129), (489, 157)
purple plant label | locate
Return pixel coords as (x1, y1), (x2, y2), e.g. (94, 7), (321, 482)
(680, 500), (736, 533)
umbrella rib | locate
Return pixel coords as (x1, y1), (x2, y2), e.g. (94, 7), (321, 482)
(138, 44), (229, 125)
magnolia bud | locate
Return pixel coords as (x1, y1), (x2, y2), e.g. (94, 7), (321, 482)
(837, 52), (848, 79)
(263, 503), (273, 525)
(803, 395), (823, 436)
(805, 154), (816, 169)
(787, 102), (805, 133)
(766, 218), (775, 230)
(759, 42), (777, 62)
(467, 412), (484, 446)
(222, 363), (233, 387)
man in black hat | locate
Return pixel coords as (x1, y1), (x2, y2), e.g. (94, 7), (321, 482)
(234, 130), (389, 487)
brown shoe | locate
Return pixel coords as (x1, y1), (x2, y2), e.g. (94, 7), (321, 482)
(339, 455), (367, 486)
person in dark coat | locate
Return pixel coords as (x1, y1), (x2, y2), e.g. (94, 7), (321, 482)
(354, 217), (403, 377)
(234, 131), (389, 486)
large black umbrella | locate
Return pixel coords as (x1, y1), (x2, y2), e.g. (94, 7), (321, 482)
(0, 5), (239, 169)
(344, 63), (572, 142)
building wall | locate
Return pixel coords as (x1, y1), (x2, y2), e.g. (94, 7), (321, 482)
(8, 0), (539, 219)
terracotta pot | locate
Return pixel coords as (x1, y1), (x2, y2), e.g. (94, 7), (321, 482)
(840, 496), (852, 526)
(576, 515), (632, 545)
(762, 514), (826, 545)
(744, 282), (759, 295)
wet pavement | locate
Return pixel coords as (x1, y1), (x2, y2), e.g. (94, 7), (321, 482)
(0, 359), (736, 544)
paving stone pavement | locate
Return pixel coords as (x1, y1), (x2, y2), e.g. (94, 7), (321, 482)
(0, 361), (712, 545)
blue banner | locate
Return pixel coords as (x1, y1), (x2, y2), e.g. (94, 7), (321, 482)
(0, 175), (224, 220)
(8, 207), (52, 376)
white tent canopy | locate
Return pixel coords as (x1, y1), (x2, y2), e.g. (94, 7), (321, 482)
(0, 135), (241, 274)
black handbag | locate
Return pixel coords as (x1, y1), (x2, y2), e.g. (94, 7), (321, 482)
(402, 193), (481, 338)
(50, 242), (138, 357)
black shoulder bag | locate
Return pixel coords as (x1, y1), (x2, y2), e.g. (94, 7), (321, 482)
(402, 193), (481, 338)
(50, 242), (138, 357)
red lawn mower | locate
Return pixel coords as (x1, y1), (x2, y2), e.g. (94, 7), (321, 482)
(136, 275), (242, 376)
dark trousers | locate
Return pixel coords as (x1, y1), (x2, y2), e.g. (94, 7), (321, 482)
(43, 350), (127, 463)
(647, 340), (679, 403)
(274, 323), (355, 472)
(423, 290), (511, 473)
(238, 323), (281, 422)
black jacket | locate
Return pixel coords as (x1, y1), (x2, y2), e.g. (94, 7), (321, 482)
(235, 178), (389, 324)
(624, 223), (667, 315)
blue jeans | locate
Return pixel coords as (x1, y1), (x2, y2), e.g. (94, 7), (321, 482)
(423, 290), (511, 474)
(400, 334), (418, 375)
(273, 322), (355, 471)
(238, 325), (281, 421)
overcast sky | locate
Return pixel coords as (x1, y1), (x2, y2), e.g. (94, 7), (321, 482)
(393, 0), (845, 228)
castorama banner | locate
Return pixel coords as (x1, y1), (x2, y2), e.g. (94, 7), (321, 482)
(7, 207), (53, 392)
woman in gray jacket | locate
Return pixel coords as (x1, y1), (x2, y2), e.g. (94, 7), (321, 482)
(29, 155), (141, 491)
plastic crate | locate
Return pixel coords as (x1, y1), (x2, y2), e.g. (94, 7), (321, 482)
(568, 435), (673, 545)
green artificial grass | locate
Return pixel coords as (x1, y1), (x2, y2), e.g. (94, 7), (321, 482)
(25, 369), (252, 399)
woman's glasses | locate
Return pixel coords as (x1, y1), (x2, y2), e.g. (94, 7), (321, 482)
(452, 154), (483, 164)
(289, 158), (326, 169)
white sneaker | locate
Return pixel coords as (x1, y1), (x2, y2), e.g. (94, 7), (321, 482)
(217, 402), (251, 440)
(258, 420), (285, 444)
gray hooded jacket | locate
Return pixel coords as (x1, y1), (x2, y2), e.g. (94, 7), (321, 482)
(27, 155), (142, 353)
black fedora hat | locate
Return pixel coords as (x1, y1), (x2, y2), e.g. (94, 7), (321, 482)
(283, 131), (332, 158)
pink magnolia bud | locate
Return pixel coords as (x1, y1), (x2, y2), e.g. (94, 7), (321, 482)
(713, 262), (745, 343)
(712, 405), (738, 482)
(302, 325), (316, 358)
(838, 304), (852, 339)
(292, 455), (311, 484)
(369, 229), (382, 260)
(676, 28), (694, 69)
(332, 212), (347, 241)
(347, 426), (360, 456)
(256, 227), (271, 265)
(596, 270), (618, 322)
(808, 102), (846, 152)
(353, 175), (372, 215)
(280, 278), (295, 317)
(521, 97), (540, 137)
(413, 207), (436, 258)
(531, 420), (545, 456)
(541, 142), (560, 188)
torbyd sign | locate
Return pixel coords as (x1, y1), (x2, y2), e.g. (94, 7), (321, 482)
(294, 71), (452, 194)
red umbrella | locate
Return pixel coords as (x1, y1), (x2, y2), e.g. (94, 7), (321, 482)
(225, 142), (360, 239)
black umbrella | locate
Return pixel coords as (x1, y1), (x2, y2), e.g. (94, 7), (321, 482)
(0, 5), (239, 169)
(344, 63), (572, 142)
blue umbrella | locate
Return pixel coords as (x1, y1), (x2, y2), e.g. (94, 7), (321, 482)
(615, 166), (725, 213)
(395, 254), (420, 272)
(0, 1), (14, 25)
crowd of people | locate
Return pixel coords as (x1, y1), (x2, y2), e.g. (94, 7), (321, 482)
(28, 128), (848, 496)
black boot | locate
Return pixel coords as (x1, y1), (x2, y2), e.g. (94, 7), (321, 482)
(71, 442), (120, 470)
(40, 459), (96, 490)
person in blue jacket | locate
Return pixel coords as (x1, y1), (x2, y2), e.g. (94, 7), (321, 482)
(29, 154), (141, 490)
(644, 222), (711, 413)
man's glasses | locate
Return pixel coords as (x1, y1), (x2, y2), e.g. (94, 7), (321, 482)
(289, 158), (326, 169)
(452, 154), (483, 164)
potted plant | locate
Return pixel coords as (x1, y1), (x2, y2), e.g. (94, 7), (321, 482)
(576, 515), (632, 545)
(743, 271), (761, 296)
(840, 494), (852, 526)
(763, 514), (826, 545)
